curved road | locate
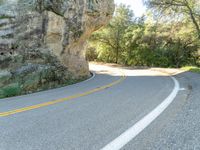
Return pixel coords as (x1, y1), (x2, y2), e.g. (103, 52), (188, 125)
(0, 63), (199, 150)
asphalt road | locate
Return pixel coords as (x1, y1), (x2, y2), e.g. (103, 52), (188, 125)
(0, 63), (199, 150)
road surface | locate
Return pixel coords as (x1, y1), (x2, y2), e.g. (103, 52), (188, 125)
(0, 63), (199, 150)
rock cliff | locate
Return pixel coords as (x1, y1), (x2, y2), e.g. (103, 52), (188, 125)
(0, 0), (114, 97)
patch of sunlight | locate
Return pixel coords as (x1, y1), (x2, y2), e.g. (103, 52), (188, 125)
(182, 66), (200, 73)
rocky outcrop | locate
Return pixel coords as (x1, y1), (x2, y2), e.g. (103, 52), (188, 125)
(0, 0), (114, 98)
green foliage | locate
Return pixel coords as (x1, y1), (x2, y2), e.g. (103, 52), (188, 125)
(89, 4), (134, 64)
(86, 47), (98, 61)
(0, 67), (89, 98)
(87, 4), (200, 68)
(144, 0), (200, 39)
(182, 66), (200, 73)
(0, 83), (21, 98)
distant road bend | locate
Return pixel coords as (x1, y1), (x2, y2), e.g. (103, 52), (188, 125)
(0, 63), (200, 150)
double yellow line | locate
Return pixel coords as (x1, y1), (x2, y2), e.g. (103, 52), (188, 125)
(0, 74), (126, 117)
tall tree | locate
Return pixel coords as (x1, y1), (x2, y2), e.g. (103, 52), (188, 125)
(87, 3), (199, 67)
(90, 4), (134, 63)
(145, 0), (200, 39)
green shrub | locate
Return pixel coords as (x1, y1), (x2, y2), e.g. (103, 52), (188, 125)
(1, 83), (21, 98)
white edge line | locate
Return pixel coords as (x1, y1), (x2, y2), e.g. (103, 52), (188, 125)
(58, 71), (95, 86)
(101, 76), (180, 150)
(81, 71), (96, 83)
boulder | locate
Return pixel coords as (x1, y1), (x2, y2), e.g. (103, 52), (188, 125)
(0, 0), (115, 97)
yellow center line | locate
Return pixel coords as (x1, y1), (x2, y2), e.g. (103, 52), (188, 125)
(0, 74), (126, 117)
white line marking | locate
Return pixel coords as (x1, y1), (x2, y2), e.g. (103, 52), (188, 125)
(71, 71), (96, 86)
(101, 76), (180, 150)
(179, 88), (186, 91)
(81, 71), (96, 83)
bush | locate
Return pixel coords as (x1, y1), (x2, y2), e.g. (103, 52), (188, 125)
(1, 83), (21, 98)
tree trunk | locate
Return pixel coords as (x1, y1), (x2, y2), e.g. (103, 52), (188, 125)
(185, 0), (200, 39)
(115, 29), (120, 64)
(116, 47), (119, 63)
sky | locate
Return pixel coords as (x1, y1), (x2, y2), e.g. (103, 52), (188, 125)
(115, 0), (146, 17)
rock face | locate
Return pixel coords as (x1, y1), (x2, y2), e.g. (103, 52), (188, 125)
(0, 0), (114, 97)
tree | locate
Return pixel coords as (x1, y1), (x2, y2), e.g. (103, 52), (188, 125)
(145, 0), (200, 39)
(90, 4), (134, 63)
(87, 3), (200, 67)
